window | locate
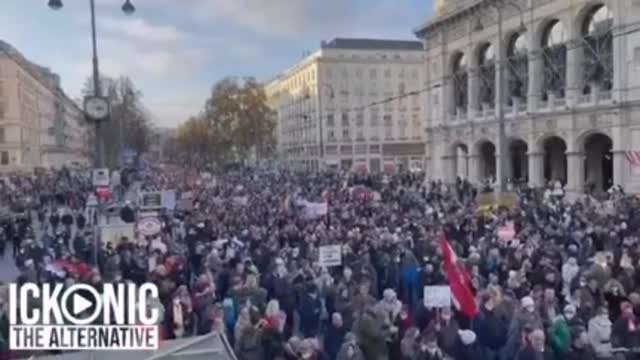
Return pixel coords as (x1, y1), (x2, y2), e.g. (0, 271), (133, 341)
(370, 113), (379, 127)
(370, 69), (377, 79)
(355, 69), (363, 78)
(385, 127), (393, 139)
(327, 130), (336, 141)
(356, 112), (364, 126)
(384, 114), (392, 126)
(356, 130), (365, 141)
(0, 103), (5, 119)
(342, 128), (351, 140)
(327, 114), (335, 127)
(384, 69), (391, 78)
(0, 128), (4, 143)
(342, 112), (350, 127)
(0, 151), (8, 165)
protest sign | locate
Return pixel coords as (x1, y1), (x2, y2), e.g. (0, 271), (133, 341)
(92, 168), (110, 187)
(318, 245), (342, 267)
(303, 202), (328, 219)
(137, 217), (163, 236)
(100, 224), (135, 247)
(140, 192), (162, 210)
(161, 190), (176, 210)
(423, 286), (452, 308)
(497, 221), (515, 242)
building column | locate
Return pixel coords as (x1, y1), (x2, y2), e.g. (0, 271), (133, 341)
(441, 155), (456, 183)
(566, 39), (583, 105)
(468, 154), (480, 185)
(528, 152), (544, 188)
(566, 151), (585, 192)
(527, 49), (543, 111)
(468, 69), (479, 116)
(612, 150), (626, 188)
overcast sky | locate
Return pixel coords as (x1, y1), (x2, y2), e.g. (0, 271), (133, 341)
(2, 0), (432, 127)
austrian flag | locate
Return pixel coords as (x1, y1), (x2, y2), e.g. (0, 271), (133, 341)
(440, 236), (478, 318)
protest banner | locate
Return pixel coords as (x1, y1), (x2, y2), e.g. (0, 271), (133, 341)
(137, 217), (163, 236)
(303, 202), (328, 219)
(423, 286), (452, 308)
(318, 245), (342, 267)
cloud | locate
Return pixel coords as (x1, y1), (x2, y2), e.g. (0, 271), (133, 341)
(146, 95), (207, 127)
(100, 17), (187, 44)
(193, 0), (355, 36)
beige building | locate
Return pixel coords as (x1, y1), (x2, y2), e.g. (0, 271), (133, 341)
(416, 0), (640, 192)
(266, 38), (428, 172)
(0, 40), (90, 172)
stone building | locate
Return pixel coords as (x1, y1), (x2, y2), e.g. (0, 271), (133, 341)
(415, 0), (640, 192)
(266, 38), (428, 172)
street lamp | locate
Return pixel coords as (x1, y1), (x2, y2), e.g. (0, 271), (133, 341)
(473, 0), (525, 192)
(48, 0), (136, 169)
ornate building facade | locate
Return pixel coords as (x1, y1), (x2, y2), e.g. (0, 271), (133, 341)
(415, 0), (640, 192)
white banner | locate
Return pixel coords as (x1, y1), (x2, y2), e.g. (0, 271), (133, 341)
(303, 202), (328, 219)
(161, 190), (176, 210)
(423, 286), (452, 308)
(92, 168), (110, 187)
(318, 245), (342, 267)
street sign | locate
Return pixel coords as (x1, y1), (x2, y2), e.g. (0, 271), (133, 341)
(92, 168), (110, 187)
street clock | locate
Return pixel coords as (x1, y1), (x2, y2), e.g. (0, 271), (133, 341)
(83, 96), (111, 121)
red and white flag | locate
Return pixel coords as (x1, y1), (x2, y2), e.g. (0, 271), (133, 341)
(440, 235), (478, 318)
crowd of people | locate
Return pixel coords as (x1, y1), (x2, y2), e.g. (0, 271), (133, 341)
(0, 165), (639, 360)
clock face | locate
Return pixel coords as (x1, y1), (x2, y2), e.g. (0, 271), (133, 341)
(84, 97), (110, 120)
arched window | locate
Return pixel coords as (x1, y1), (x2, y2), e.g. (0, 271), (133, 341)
(541, 20), (567, 99)
(451, 52), (468, 112)
(507, 32), (528, 103)
(478, 43), (496, 107)
(582, 5), (613, 93)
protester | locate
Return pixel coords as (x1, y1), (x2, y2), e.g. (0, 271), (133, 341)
(2, 166), (640, 360)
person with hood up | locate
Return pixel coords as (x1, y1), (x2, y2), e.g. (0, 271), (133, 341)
(451, 329), (489, 360)
(587, 306), (613, 359)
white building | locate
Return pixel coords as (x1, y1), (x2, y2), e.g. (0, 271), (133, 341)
(0, 40), (90, 172)
(415, 0), (640, 192)
(266, 38), (428, 172)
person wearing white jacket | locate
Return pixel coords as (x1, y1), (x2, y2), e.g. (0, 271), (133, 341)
(588, 306), (613, 359)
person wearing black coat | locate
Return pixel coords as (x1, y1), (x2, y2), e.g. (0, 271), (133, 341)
(473, 295), (508, 360)
(451, 330), (489, 360)
(324, 313), (347, 360)
(298, 284), (322, 338)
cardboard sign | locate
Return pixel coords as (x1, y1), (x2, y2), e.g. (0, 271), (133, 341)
(161, 190), (176, 210)
(92, 168), (110, 187)
(497, 221), (516, 242)
(303, 202), (328, 219)
(100, 224), (135, 247)
(140, 192), (162, 210)
(423, 286), (452, 308)
(318, 245), (342, 267)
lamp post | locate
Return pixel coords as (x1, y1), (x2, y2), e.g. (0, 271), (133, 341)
(474, 0), (525, 192)
(48, 0), (135, 168)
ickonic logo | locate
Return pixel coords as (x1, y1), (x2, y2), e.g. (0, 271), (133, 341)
(9, 283), (160, 350)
